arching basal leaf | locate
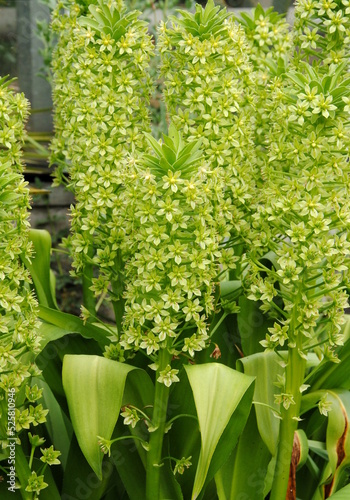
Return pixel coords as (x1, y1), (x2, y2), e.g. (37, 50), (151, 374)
(39, 307), (109, 351)
(312, 390), (350, 497)
(324, 483), (350, 499)
(215, 408), (271, 500)
(22, 229), (57, 309)
(184, 363), (255, 499)
(237, 351), (283, 456)
(237, 296), (273, 356)
(62, 355), (151, 479)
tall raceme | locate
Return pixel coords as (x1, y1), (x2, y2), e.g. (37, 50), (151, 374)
(0, 77), (40, 413)
(50, 0), (127, 181)
(0, 78), (59, 496)
(50, 0), (154, 315)
(246, 2), (350, 496)
(251, 63), (350, 372)
(158, 0), (257, 253)
(120, 127), (225, 366)
(235, 5), (292, 150)
(118, 126), (226, 497)
(256, 1), (350, 358)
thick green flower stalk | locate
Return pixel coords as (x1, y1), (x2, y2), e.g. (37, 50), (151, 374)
(293, 0), (350, 68)
(158, 0), (256, 252)
(0, 78), (59, 495)
(242, 5), (350, 496)
(119, 126), (224, 498)
(50, 0), (153, 316)
(247, 54), (350, 500)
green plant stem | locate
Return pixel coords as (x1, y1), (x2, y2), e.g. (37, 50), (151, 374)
(146, 348), (172, 500)
(112, 298), (125, 338)
(82, 249), (95, 317)
(252, 401), (281, 415)
(270, 324), (306, 500)
(209, 312), (228, 338)
(111, 251), (125, 335)
(163, 0), (168, 19)
(28, 446), (35, 469)
(109, 434), (149, 449)
(30, 108), (53, 114)
(15, 446), (35, 500)
(166, 413), (198, 427)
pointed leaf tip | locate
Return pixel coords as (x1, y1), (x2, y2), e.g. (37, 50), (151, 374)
(184, 363), (254, 499)
(62, 355), (138, 478)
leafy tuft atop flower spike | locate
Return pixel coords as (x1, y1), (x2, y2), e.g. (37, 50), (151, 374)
(235, 4), (292, 65)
